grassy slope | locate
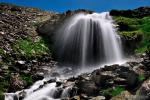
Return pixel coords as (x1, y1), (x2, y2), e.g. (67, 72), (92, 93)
(113, 16), (150, 53)
(0, 3), (52, 96)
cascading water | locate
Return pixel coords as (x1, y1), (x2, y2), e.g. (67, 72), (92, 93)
(55, 12), (123, 67)
(4, 12), (124, 100)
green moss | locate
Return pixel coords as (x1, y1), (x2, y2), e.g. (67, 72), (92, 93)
(20, 73), (33, 86)
(101, 86), (125, 97)
(0, 48), (5, 56)
(11, 37), (50, 59)
(138, 74), (145, 81)
(135, 17), (150, 53)
(111, 86), (125, 96)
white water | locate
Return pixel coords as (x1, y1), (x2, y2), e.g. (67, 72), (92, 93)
(55, 12), (123, 67)
(4, 12), (124, 100)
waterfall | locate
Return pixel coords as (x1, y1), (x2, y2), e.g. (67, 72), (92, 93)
(55, 12), (123, 67)
(4, 12), (124, 100)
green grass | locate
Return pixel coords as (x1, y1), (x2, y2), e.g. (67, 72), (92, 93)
(11, 37), (50, 59)
(0, 74), (11, 96)
(137, 16), (150, 53)
(20, 73), (33, 86)
(113, 16), (150, 53)
(0, 48), (5, 56)
(101, 86), (125, 97)
(113, 16), (141, 31)
(111, 86), (125, 96)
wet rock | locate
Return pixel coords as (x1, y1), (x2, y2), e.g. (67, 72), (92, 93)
(32, 73), (44, 81)
(91, 69), (115, 86)
(18, 90), (26, 100)
(56, 81), (62, 87)
(46, 78), (56, 84)
(103, 64), (119, 71)
(76, 80), (98, 96)
(53, 87), (63, 98)
(4, 93), (19, 100)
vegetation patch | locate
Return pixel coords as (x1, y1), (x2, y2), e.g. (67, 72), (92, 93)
(113, 16), (150, 53)
(119, 31), (142, 38)
(11, 37), (50, 59)
(20, 73), (33, 86)
(0, 74), (11, 96)
(101, 86), (125, 97)
(138, 74), (145, 81)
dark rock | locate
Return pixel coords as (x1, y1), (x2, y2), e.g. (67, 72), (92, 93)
(56, 81), (62, 87)
(103, 64), (119, 71)
(76, 80), (98, 96)
(126, 71), (138, 87)
(114, 77), (127, 85)
(52, 87), (63, 98)
(91, 69), (115, 86)
(46, 78), (56, 84)
(15, 61), (28, 70)
(18, 91), (26, 100)
(32, 73), (44, 82)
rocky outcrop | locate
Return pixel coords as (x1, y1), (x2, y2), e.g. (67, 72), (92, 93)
(110, 7), (150, 18)
(0, 3), (57, 94)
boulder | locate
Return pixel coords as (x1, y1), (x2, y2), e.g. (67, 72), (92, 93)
(91, 69), (115, 86)
(76, 80), (98, 96)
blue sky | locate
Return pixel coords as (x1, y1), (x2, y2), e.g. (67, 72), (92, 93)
(1, 0), (150, 12)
